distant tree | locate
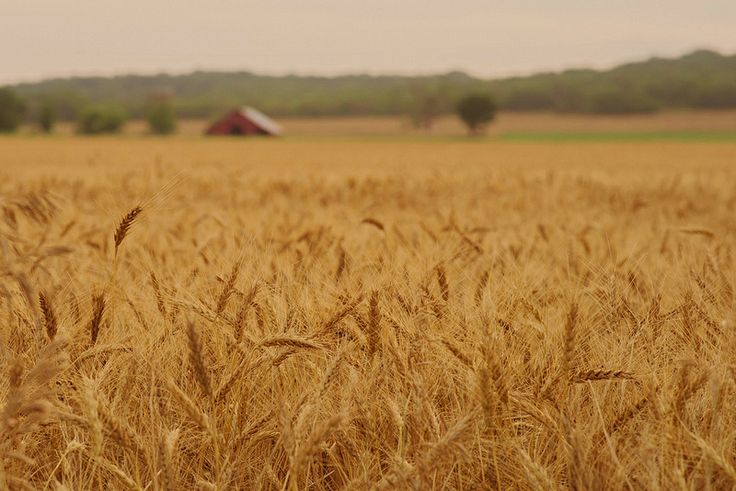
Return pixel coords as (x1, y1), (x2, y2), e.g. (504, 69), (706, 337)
(457, 94), (497, 135)
(38, 101), (56, 133)
(0, 88), (26, 133)
(410, 91), (442, 131)
(588, 89), (658, 114)
(77, 105), (127, 134)
(695, 81), (736, 108)
(45, 91), (89, 121)
(7, 49), (736, 118)
(549, 84), (590, 113)
(144, 94), (177, 134)
(503, 87), (554, 111)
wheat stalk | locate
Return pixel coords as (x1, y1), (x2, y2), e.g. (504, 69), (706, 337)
(113, 205), (142, 256)
(440, 338), (472, 368)
(360, 217), (385, 231)
(164, 378), (211, 432)
(366, 291), (381, 356)
(97, 399), (144, 454)
(150, 272), (168, 319)
(562, 302), (578, 379)
(260, 336), (323, 350)
(436, 264), (449, 302)
(187, 321), (212, 398)
(290, 413), (344, 486)
(158, 428), (180, 491)
(571, 369), (635, 383)
(38, 291), (58, 341)
(89, 293), (106, 345)
(215, 259), (242, 316)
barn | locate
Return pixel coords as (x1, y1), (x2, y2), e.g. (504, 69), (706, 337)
(205, 107), (282, 136)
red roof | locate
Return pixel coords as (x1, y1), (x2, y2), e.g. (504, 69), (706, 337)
(206, 107), (282, 136)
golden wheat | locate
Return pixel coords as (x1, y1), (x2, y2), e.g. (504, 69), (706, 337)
(1, 138), (735, 489)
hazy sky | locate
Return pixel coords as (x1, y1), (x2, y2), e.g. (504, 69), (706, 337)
(2, 0), (735, 84)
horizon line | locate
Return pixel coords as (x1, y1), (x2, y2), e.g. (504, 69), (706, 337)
(3, 46), (730, 87)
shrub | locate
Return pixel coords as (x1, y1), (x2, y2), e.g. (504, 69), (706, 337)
(145, 97), (177, 135)
(77, 105), (127, 134)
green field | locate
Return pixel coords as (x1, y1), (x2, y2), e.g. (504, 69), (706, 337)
(500, 130), (736, 142)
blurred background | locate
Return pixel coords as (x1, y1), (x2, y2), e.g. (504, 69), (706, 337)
(1, 0), (735, 138)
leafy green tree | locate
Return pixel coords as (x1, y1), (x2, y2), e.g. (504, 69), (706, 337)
(457, 95), (497, 135)
(0, 88), (26, 133)
(38, 101), (56, 133)
(77, 105), (127, 134)
(144, 95), (177, 134)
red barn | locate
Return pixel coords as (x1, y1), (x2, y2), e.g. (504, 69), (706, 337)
(205, 107), (282, 136)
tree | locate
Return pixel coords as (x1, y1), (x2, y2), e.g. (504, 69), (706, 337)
(410, 90), (442, 131)
(457, 94), (497, 135)
(695, 81), (736, 108)
(587, 88), (658, 114)
(0, 88), (26, 133)
(38, 101), (56, 133)
(77, 105), (127, 134)
(503, 87), (554, 111)
(144, 95), (177, 134)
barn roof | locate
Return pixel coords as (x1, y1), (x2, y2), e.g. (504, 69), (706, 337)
(239, 106), (282, 135)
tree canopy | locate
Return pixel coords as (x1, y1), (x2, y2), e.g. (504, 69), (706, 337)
(144, 96), (177, 135)
(0, 88), (26, 132)
(77, 105), (127, 134)
(457, 95), (497, 135)
(6, 50), (736, 120)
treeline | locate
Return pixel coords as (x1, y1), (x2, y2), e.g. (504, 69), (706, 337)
(6, 49), (736, 122)
(492, 49), (736, 114)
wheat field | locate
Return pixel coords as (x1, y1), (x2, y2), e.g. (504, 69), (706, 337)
(1, 137), (736, 490)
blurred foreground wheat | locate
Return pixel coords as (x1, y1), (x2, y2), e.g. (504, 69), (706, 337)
(0, 139), (735, 489)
